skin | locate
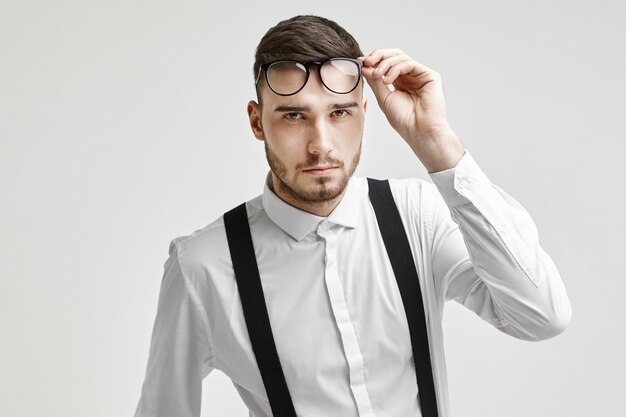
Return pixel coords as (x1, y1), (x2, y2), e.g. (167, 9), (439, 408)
(247, 48), (466, 217)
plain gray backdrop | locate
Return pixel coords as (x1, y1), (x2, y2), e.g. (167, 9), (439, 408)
(1, 0), (624, 416)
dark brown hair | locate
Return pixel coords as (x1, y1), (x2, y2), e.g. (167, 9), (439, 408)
(253, 15), (363, 96)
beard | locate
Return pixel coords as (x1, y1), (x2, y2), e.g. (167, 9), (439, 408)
(264, 139), (362, 205)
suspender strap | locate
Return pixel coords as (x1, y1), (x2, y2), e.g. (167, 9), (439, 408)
(367, 177), (439, 417)
(223, 202), (298, 417)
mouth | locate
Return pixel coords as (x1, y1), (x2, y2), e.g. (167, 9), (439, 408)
(303, 166), (338, 175)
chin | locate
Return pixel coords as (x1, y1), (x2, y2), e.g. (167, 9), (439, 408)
(297, 176), (347, 202)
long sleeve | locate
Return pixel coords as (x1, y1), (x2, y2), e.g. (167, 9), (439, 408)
(427, 150), (572, 341)
(133, 241), (214, 417)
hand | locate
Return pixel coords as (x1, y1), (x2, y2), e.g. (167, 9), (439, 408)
(359, 48), (465, 172)
(359, 49), (450, 145)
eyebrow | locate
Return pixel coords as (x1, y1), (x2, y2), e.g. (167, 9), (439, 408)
(273, 102), (359, 113)
(331, 102), (359, 110)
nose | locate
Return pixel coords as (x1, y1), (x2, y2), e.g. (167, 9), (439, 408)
(300, 70), (335, 157)
(307, 118), (333, 156)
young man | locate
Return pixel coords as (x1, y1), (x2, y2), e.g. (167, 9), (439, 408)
(133, 15), (571, 417)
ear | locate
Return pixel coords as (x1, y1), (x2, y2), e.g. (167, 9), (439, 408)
(247, 100), (265, 141)
(363, 96), (368, 113)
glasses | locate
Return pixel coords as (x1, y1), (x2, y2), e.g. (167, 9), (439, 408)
(255, 58), (364, 96)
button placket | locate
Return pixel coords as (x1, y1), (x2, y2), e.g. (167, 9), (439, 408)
(318, 224), (375, 417)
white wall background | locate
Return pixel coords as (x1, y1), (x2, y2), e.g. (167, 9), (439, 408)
(1, 0), (624, 416)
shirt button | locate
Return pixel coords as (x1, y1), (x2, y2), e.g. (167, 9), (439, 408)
(457, 178), (467, 188)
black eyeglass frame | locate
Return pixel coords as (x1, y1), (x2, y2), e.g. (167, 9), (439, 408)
(255, 58), (364, 96)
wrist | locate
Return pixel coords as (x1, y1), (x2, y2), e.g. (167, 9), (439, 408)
(409, 127), (466, 173)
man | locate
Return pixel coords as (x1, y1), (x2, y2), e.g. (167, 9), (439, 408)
(133, 15), (571, 417)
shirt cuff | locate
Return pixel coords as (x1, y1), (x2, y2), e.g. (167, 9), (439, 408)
(428, 150), (492, 208)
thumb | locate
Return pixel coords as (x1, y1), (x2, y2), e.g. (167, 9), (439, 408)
(362, 66), (392, 110)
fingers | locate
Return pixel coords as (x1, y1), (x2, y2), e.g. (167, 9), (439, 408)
(359, 48), (433, 82)
(357, 48), (440, 111)
(372, 55), (412, 83)
(360, 65), (392, 109)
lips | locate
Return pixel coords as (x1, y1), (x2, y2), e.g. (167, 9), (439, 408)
(303, 166), (338, 175)
(304, 166), (336, 171)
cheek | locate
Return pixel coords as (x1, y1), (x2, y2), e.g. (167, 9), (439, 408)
(264, 130), (302, 165)
(336, 119), (364, 147)
(264, 125), (310, 157)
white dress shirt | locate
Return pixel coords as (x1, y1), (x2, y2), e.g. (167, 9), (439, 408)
(133, 150), (572, 417)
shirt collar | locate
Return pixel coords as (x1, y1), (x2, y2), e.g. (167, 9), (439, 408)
(262, 170), (360, 241)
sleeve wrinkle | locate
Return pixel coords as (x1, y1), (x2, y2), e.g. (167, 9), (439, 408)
(426, 151), (571, 341)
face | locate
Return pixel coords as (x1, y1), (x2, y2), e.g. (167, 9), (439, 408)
(247, 66), (367, 213)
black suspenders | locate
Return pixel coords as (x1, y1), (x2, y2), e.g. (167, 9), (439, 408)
(224, 202), (298, 417)
(367, 178), (439, 417)
(223, 178), (439, 417)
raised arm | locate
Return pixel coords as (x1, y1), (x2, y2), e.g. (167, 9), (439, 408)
(360, 48), (571, 340)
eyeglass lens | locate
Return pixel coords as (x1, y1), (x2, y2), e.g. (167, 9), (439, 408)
(266, 59), (360, 95)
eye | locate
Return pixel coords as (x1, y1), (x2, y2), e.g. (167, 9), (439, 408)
(332, 109), (350, 118)
(284, 112), (302, 120)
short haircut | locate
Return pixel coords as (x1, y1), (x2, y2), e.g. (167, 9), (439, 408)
(253, 15), (364, 101)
